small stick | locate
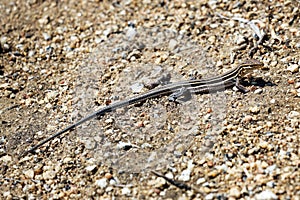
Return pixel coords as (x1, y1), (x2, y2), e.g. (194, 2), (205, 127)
(151, 170), (204, 195)
(216, 13), (266, 56)
(151, 170), (192, 190)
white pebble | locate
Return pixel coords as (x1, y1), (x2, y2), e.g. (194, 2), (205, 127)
(0, 36), (7, 44)
(126, 27), (137, 40)
(254, 88), (263, 94)
(85, 165), (97, 172)
(249, 106), (260, 114)
(43, 170), (56, 180)
(285, 126), (294, 132)
(288, 111), (299, 118)
(23, 169), (35, 179)
(255, 190), (278, 200)
(270, 99), (276, 104)
(216, 60), (223, 67)
(205, 193), (214, 200)
(94, 37), (103, 44)
(42, 32), (51, 41)
(149, 177), (166, 188)
(3, 191), (10, 197)
(178, 160), (194, 181)
(236, 35), (246, 45)
(103, 29), (111, 37)
(121, 187), (131, 196)
(70, 35), (79, 41)
(229, 187), (241, 198)
(165, 172), (174, 179)
(243, 115), (253, 123)
(63, 157), (72, 163)
(0, 155), (12, 162)
(28, 50), (35, 57)
(287, 64), (298, 73)
(209, 23), (218, 28)
(65, 51), (74, 58)
(265, 164), (277, 174)
(3, 43), (10, 50)
(196, 177), (206, 185)
(117, 141), (133, 150)
(130, 82), (144, 93)
(95, 178), (107, 189)
(266, 181), (275, 188)
(168, 39), (178, 50)
(178, 168), (191, 181)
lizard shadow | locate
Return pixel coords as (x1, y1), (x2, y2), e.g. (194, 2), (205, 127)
(240, 77), (276, 88)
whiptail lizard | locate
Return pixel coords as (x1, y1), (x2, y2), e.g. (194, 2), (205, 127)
(21, 59), (263, 157)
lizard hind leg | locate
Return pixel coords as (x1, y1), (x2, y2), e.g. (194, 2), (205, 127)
(168, 87), (192, 103)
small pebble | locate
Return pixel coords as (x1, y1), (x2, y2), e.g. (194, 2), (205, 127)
(148, 177), (166, 188)
(255, 190), (278, 200)
(95, 37), (103, 44)
(3, 43), (10, 50)
(168, 39), (178, 50)
(117, 141), (133, 150)
(267, 181), (275, 188)
(284, 126), (294, 132)
(287, 79), (295, 84)
(254, 88), (263, 94)
(207, 170), (219, 178)
(288, 111), (299, 118)
(261, 161), (269, 169)
(248, 147), (259, 155)
(216, 61), (223, 67)
(243, 115), (253, 123)
(23, 169), (35, 179)
(265, 164), (277, 174)
(16, 44), (23, 49)
(28, 50), (35, 57)
(63, 157), (72, 163)
(130, 82), (144, 93)
(249, 106), (260, 114)
(205, 193), (214, 200)
(229, 187), (241, 198)
(178, 160), (194, 181)
(43, 170), (56, 180)
(121, 187), (131, 196)
(3, 191), (11, 198)
(126, 27), (137, 40)
(42, 32), (51, 41)
(236, 35), (246, 45)
(259, 141), (269, 149)
(0, 36), (7, 44)
(209, 23), (218, 29)
(287, 64), (298, 73)
(65, 51), (74, 58)
(104, 173), (113, 179)
(85, 165), (97, 172)
(83, 139), (96, 150)
(196, 177), (206, 185)
(178, 168), (191, 181)
(270, 99), (276, 104)
(0, 155), (12, 162)
(95, 178), (108, 189)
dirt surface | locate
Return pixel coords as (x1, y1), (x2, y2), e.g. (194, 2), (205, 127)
(1, 0), (299, 199)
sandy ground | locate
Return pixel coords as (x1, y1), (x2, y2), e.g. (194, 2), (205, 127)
(1, 0), (299, 199)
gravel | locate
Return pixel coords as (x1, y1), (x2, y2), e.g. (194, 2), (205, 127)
(1, 0), (299, 199)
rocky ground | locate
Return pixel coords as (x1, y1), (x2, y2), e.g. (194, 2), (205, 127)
(0, 0), (299, 199)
